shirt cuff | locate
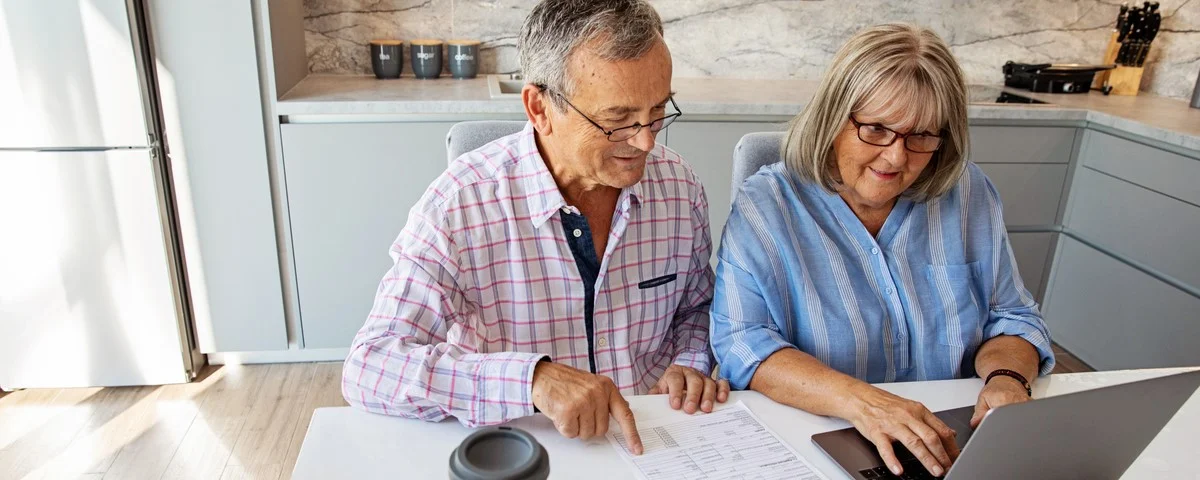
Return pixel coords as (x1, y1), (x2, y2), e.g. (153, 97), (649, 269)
(985, 320), (1056, 376)
(715, 327), (794, 390)
(472, 352), (549, 425)
(672, 349), (713, 376)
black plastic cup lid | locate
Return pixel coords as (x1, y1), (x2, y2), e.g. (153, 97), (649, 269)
(448, 426), (549, 480)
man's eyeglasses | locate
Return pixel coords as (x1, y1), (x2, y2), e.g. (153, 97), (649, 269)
(538, 85), (681, 142)
(849, 116), (943, 153)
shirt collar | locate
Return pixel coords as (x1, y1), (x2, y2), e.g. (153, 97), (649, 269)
(811, 177), (913, 248)
(517, 122), (646, 228)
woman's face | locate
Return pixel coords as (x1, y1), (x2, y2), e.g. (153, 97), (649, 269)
(831, 102), (939, 210)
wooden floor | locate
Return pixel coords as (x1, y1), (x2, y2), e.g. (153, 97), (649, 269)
(1050, 343), (1093, 374)
(0, 363), (347, 480)
(0, 346), (1092, 480)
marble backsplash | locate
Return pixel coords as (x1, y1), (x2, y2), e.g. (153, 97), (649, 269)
(304, 0), (1200, 100)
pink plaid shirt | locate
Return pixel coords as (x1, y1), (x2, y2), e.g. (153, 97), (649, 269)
(342, 122), (715, 426)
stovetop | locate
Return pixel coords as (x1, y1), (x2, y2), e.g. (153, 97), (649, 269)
(968, 85), (1051, 105)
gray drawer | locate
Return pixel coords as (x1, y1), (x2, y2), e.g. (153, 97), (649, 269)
(1044, 237), (1200, 370)
(1082, 130), (1200, 206)
(969, 126), (1077, 164)
(1067, 167), (1200, 290)
(1009, 232), (1055, 302)
(978, 164), (1068, 227)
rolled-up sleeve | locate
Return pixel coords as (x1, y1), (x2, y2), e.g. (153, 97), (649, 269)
(342, 207), (547, 426)
(709, 198), (795, 390)
(982, 178), (1056, 375)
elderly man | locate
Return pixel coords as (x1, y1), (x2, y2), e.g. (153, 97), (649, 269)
(342, 0), (728, 453)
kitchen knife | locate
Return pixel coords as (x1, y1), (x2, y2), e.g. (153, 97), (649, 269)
(1117, 5), (1136, 42)
(1136, 3), (1161, 66)
(1116, 3), (1129, 35)
(1121, 5), (1148, 65)
(1115, 17), (1132, 64)
(1145, 3), (1161, 43)
(1131, 4), (1147, 40)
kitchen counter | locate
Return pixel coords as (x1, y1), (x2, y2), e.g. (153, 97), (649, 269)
(278, 74), (1200, 152)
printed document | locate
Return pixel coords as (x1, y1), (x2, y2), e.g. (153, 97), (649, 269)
(608, 401), (827, 480)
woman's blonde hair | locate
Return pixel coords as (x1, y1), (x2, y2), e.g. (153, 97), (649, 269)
(782, 23), (969, 202)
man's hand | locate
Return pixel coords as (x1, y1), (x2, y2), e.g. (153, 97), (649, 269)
(648, 364), (731, 414)
(970, 375), (1031, 428)
(531, 362), (644, 454)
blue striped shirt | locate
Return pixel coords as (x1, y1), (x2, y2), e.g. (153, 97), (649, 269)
(711, 162), (1055, 388)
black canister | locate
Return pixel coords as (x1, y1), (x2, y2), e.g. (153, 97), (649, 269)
(449, 426), (549, 480)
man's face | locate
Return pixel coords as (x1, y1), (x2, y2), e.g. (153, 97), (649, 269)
(543, 39), (674, 190)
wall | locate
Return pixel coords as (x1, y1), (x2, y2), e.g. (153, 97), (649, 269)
(303, 0), (1200, 100)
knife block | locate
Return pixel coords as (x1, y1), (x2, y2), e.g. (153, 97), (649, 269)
(1094, 31), (1121, 89)
(1109, 65), (1145, 96)
(1095, 31), (1146, 96)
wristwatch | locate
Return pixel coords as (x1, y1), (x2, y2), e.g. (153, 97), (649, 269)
(985, 368), (1032, 397)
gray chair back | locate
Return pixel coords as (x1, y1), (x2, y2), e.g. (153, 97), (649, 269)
(731, 132), (786, 195)
(445, 120), (526, 164)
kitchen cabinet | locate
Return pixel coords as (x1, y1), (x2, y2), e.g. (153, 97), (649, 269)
(1080, 130), (1200, 206)
(266, 110), (1199, 371)
(150, 0), (287, 352)
(1009, 232), (1056, 302)
(969, 126), (1077, 228)
(1065, 129), (1200, 291)
(664, 121), (787, 253)
(967, 126), (1077, 164)
(1067, 167), (1200, 289)
(1043, 236), (1200, 370)
(1042, 129), (1200, 370)
(976, 164), (1069, 227)
(281, 122), (454, 348)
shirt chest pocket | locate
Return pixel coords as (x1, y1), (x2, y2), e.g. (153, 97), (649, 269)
(925, 262), (986, 349)
(637, 273), (678, 289)
(615, 253), (685, 326)
(627, 268), (684, 305)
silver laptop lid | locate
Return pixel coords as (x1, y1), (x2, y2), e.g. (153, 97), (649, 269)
(946, 369), (1200, 480)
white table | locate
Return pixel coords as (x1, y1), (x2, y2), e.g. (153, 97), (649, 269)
(293, 368), (1200, 479)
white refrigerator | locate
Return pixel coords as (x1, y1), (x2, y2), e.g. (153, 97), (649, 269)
(0, 0), (201, 389)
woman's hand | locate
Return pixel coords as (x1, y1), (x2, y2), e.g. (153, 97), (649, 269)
(970, 375), (1031, 427)
(843, 383), (960, 477)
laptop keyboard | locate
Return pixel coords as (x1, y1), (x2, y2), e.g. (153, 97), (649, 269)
(859, 457), (940, 479)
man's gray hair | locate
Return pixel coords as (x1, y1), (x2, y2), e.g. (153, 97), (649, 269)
(519, 0), (663, 107)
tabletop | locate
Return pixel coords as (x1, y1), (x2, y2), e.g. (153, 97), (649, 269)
(292, 367), (1200, 479)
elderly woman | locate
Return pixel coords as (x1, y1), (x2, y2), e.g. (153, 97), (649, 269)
(710, 23), (1055, 477)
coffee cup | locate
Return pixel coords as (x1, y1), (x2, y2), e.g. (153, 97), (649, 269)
(448, 426), (548, 480)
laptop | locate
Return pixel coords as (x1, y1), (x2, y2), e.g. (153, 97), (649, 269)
(812, 370), (1200, 480)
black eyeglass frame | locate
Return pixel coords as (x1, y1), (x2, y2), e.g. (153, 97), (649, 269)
(537, 84), (682, 142)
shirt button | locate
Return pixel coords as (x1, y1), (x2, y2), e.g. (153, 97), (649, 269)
(572, 229), (583, 238)
(871, 247), (880, 255)
(597, 337), (608, 348)
(886, 288), (894, 295)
